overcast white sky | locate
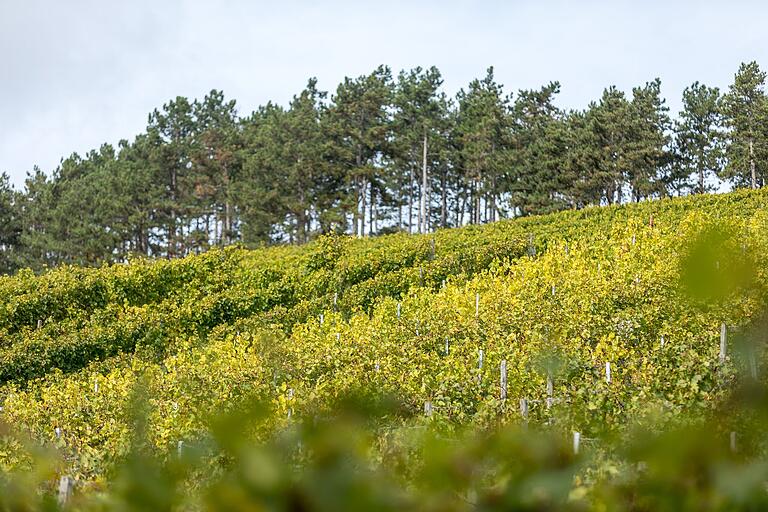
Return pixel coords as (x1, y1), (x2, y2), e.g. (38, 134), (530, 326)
(1, 0), (766, 187)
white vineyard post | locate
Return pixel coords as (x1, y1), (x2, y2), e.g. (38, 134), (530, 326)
(519, 398), (529, 423)
(660, 334), (665, 348)
(58, 475), (74, 506)
(424, 400), (433, 417)
(475, 293), (480, 319)
(177, 440), (184, 457)
(287, 388), (294, 419)
(605, 362), (612, 384)
(500, 360), (507, 401)
(720, 323), (727, 363)
(319, 313), (324, 326)
(573, 432), (581, 455)
(333, 292), (338, 308)
(546, 374), (553, 409)
(37, 319), (42, 329)
(397, 302), (401, 319)
(478, 349), (484, 385)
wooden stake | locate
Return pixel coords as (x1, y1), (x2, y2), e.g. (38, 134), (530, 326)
(546, 375), (553, 409)
(500, 360), (507, 400)
(720, 323), (727, 363)
(58, 475), (74, 506)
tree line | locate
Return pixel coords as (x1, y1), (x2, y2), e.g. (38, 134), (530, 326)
(1, 61), (767, 273)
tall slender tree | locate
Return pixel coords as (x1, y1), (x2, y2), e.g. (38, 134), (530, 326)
(0, 173), (21, 274)
(391, 66), (451, 233)
(326, 66), (393, 236)
(673, 82), (724, 194)
(455, 67), (510, 225)
(720, 61), (768, 189)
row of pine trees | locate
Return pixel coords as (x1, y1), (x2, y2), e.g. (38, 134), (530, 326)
(1, 62), (767, 273)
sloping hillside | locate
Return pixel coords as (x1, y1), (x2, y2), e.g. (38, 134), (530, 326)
(1, 189), (768, 506)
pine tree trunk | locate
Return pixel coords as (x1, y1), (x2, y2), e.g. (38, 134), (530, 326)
(750, 139), (757, 189)
(408, 165), (414, 234)
(360, 177), (367, 237)
(421, 132), (428, 234)
(440, 167), (447, 228)
(369, 184), (374, 236)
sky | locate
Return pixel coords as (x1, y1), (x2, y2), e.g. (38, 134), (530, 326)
(1, 0), (766, 187)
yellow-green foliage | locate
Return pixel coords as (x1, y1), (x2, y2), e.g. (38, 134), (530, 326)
(1, 189), (768, 483)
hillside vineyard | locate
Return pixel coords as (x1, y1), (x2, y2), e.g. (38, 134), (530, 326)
(0, 189), (767, 509)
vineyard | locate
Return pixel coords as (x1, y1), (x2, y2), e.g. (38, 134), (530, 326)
(2, 189), (768, 509)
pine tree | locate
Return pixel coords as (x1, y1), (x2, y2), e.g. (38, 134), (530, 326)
(673, 82), (724, 194)
(326, 66), (393, 236)
(625, 79), (672, 201)
(720, 61), (768, 189)
(0, 173), (21, 274)
(391, 66), (451, 233)
(455, 67), (510, 224)
(509, 82), (569, 215)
